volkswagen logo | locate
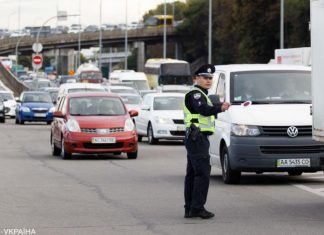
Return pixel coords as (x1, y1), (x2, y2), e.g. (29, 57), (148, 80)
(287, 126), (298, 138)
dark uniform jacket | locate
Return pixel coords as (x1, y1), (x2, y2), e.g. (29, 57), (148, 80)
(184, 85), (222, 135)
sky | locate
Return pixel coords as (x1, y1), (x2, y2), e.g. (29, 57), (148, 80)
(0, 0), (180, 30)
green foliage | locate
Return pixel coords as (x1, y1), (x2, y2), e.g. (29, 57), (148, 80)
(143, 1), (186, 21)
(173, 0), (310, 64)
(17, 56), (31, 69)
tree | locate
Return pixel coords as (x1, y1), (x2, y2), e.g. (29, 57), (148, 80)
(285, 0), (310, 48)
(143, 1), (186, 21)
(144, 0), (310, 64)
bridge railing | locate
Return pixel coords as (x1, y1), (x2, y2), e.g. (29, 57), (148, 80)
(0, 63), (29, 97)
(0, 27), (177, 55)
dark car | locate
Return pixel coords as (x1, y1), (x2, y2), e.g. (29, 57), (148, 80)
(0, 99), (5, 123)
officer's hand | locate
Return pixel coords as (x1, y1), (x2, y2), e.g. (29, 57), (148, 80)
(221, 102), (231, 112)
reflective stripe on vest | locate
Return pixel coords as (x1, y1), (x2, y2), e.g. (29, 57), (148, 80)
(183, 87), (215, 133)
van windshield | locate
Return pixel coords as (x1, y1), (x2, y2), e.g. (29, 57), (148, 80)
(230, 70), (311, 104)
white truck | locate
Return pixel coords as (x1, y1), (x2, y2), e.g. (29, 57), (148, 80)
(75, 63), (103, 83)
(109, 70), (150, 92)
(274, 47), (311, 66)
(208, 64), (323, 184)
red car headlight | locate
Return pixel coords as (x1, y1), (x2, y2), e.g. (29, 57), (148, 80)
(66, 119), (81, 132)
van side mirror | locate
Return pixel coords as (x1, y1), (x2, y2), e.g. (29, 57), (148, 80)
(208, 95), (221, 105)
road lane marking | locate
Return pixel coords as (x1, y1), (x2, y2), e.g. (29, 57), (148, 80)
(292, 184), (324, 198)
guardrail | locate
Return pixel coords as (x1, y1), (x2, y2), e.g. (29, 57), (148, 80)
(0, 63), (29, 97)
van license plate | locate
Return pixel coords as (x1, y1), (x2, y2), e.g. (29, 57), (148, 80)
(277, 158), (310, 168)
(91, 137), (116, 144)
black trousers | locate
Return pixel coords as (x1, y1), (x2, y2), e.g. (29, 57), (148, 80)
(184, 133), (211, 211)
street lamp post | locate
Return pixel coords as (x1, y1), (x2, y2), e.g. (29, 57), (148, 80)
(280, 0), (284, 49)
(18, 0), (21, 35)
(78, 0), (82, 68)
(35, 14), (79, 73)
(15, 36), (23, 77)
(99, 0), (102, 70)
(163, 0), (167, 59)
(125, 0), (128, 70)
(208, 0), (212, 64)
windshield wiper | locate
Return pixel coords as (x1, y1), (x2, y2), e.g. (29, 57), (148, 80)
(275, 101), (311, 104)
(231, 101), (271, 105)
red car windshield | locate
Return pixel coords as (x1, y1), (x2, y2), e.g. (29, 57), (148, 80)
(69, 97), (126, 116)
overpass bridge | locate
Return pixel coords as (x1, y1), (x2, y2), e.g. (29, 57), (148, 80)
(0, 28), (181, 96)
(0, 28), (178, 56)
(0, 27), (180, 75)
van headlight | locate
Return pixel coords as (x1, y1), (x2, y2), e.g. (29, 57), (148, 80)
(154, 116), (173, 125)
(21, 106), (30, 112)
(124, 118), (135, 131)
(66, 119), (81, 132)
(231, 124), (260, 136)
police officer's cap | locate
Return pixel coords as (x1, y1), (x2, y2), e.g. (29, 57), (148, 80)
(194, 64), (215, 77)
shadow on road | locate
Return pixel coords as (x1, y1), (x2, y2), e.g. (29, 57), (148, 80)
(45, 153), (131, 161)
(210, 173), (324, 185)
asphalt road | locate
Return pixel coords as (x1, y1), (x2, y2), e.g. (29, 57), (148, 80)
(1, 119), (324, 235)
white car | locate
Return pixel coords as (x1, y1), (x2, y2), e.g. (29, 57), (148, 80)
(0, 90), (17, 118)
(159, 85), (191, 94)
(119, 93), (142, 113)
(104, 85), (139, 95)
(57, 83), (106, 103)
(208, 64), (323, 184)
(135, 93), (185, 144)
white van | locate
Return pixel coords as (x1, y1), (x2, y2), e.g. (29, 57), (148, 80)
(208, 64), (324, 184)
(109, 70), (150, 92)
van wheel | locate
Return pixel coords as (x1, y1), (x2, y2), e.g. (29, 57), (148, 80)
(288, 171), (302, 176)
(147, 123), (158, 145)
(138, 135), (142, 142)
(221, 146), (241, 184)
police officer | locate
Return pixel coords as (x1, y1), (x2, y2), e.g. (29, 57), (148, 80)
(183, 64), (230, 219)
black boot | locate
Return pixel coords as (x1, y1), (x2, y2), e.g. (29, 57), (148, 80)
(184, 206), (191, 218)
(189, 208), (214, 219)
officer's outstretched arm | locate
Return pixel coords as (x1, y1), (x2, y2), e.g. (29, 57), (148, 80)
(189, 92), (222, 116)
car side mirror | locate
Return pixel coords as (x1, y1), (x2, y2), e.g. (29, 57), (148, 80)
(129, 110), (138, 117)
(53, 110), (64, 118)
(15, 97), (20, 102)
(208, 95), (221, 105)
(140, 104), (150, 111)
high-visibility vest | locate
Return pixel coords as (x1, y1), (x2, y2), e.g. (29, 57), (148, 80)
(183, 87), (215, 133)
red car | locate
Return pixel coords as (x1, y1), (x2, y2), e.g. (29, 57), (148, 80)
(50, 92), (138, 159)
